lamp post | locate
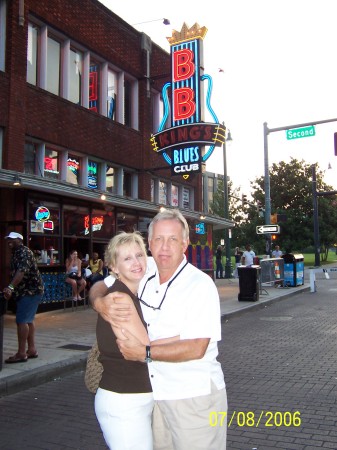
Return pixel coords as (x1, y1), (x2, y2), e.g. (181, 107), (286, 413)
(132, 18), (170, 26)
(223, 125), (233, 278)
(311, 164), (320, 267)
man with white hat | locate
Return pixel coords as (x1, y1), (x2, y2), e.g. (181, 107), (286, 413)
(3, 232), (44, 363)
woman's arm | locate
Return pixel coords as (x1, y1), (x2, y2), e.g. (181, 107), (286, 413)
(97, 259), (103, 273)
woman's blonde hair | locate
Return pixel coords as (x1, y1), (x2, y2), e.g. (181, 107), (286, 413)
(104, 232), (147, 277)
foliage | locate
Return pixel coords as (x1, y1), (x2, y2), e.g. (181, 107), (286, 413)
(210, 158), (337, 257)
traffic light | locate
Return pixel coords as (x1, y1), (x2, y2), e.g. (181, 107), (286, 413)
(271, 234), (278, 241)
(242, 194), (247, 203)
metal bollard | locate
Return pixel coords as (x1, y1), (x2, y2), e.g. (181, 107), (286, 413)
(0, 292), (8, 371)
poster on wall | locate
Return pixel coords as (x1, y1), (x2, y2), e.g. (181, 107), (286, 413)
(30, 220), (44, 233)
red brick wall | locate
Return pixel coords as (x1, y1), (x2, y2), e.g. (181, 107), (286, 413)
(2, 0), (202, 207)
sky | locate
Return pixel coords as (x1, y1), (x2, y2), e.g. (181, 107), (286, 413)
(99, 0), (337, 195)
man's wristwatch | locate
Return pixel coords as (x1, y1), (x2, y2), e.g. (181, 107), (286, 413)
(145, 345), (152, 363)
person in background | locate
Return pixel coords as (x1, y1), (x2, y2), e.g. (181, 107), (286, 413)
(91, 209), (227, 450)
(3, 232), (44, 363)
(241, 244), (255, 267)
(88, 251), (104, 286)
(272, 245), (283, 258)
(233, 246), (243, 278)
(65, 250), (86, 301)
(215, 244), (224, 279)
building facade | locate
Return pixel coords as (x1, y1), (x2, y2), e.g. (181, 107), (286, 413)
(0, 0), (232, 299)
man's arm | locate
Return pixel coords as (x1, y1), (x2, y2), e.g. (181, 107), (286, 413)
(117, 329), (210, 363)
(89, 281), (133, 326)
(3, 270), (25, 300)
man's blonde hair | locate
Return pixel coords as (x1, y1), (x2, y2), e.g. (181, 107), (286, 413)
(148, 209), (189, 242)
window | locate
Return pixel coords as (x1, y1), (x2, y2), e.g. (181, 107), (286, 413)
(107, 69), (117, 119)
(0, 0), (6, 72)
(63, 205), (89, 237)
(159, 181), (168, 205)
(47, 36), (60, 95)
(171, 185), (179, 207)
(89, 61), (99, 112)
(69, 48), (82, 104)
(27, 23), (38, 84)
(67, 154), (80, 184)
(151, 179), (155, 202)
(123, 172), (132, 197)
(106, 165), (115, 193)
(0, 127), (3, 168)
(24, 142), (37, 174)
(124, 79), (132, 127)
(91, 208), (115, 239)
(88, 160), (98, 189)
(44, 148), (60, 179)
(207, 177), (214, 211)
(183, 187), (190, 209)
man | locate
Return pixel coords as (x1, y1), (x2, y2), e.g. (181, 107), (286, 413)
(90, 209), (227, 450)
(272, 245), (283, 258)
(241, 243), (255, 266)
(3, 232), (44, 363)
(215, 244), (224, 279)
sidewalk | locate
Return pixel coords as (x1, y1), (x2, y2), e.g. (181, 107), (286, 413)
(0, 278), (310, 397)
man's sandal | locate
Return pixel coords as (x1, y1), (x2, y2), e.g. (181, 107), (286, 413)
(26, 352), (39, 359)
(5, 353), (28, 363)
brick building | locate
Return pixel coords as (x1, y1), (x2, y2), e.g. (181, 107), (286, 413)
(0, 0), (232, 300)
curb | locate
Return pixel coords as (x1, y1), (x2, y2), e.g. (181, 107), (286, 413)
(221, 285), (310, 321)
(0, 353), (87, 397)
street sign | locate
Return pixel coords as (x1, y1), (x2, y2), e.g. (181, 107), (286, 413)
(286, 125), (315, 140)
(256, 224), (280, 235)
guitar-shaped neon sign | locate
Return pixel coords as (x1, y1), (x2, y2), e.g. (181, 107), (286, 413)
(150, 23), (226, 180)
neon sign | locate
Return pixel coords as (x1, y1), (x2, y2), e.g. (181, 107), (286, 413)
(89, 66), (98, 112)
(84, 215), (104, 235)
(150, 23), (226, 179)
(35, 206), (50, 222)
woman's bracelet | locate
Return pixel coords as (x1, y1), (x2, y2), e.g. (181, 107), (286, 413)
(7, 284), (14, 291)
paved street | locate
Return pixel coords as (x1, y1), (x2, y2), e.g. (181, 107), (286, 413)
(0, 278), (337, 449)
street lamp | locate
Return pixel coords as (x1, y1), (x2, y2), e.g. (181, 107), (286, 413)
(311, 164), (320, 267)
(223, 125), (233, 278)
(132, 18), (170, 26)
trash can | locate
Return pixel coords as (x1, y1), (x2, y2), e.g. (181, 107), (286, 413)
(282, 253), (304, 287)
(238, 266), (260, 301)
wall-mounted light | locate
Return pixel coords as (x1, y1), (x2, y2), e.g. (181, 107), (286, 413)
(19, 0), (25, 26)
(13, 175), (21, 186)
(100, 194), (106, 201)
(200, 215), (206, 220)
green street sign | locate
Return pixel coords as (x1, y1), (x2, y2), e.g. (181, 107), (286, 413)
(286, 125), (315, 140)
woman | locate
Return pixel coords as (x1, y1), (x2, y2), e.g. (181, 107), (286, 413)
(94, 232), (176, 450)
(87, 252), (104, 286)
(95, 232), (151, 449)
(65, 250), (86, 301)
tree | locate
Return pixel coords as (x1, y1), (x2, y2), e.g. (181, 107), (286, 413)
(250, 158), (337, 257)
(209, 158), (337, 258)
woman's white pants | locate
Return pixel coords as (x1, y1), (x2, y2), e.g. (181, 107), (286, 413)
(95, 387), (154, 450)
